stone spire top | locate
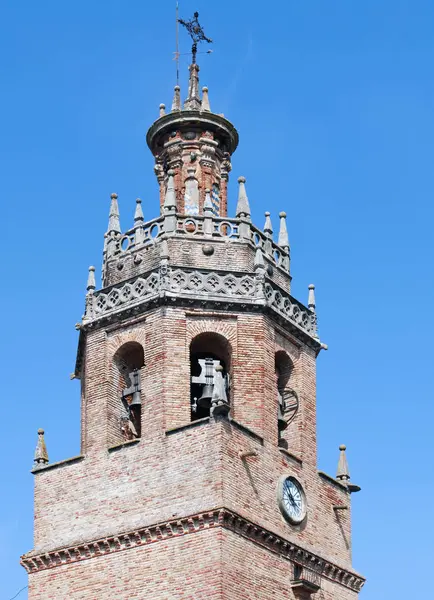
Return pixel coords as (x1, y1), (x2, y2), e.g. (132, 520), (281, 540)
(33, 428), (49, 469)
(171, 85), (181, 111)
(236, 176), (251, 219)
(86, 266), (96, 292)
(164, 170), (177, 211)
(201, 86), (211, 112)
(184, 63), (201, 110)
(107, 193), (121, 234)
(264, 212), (273, 237)
(278, 212), (289, 250)
(147, 11), (237, 218)
(134, 198), (144, 224)
(308, 284), (316, 311)
(336, 444), (350, 482)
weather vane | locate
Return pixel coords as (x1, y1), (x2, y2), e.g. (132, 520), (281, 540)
(178, 11), (212, 65)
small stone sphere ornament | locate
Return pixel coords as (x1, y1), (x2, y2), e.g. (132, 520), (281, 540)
(202, 244), (215, 256)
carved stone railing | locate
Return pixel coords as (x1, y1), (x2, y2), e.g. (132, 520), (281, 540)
(84, 266), (316, 342)
(175, 215), (240, 239)
(92, 270), (160, 318)
(264, 280), (317, 338)
(169, 267), (256, 299)
(106, 215), (164, 257)
(105, 213), (289, 272)
(249, 223), (289, 271)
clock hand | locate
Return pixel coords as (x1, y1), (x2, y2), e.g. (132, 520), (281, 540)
(287, 492), (297, 508)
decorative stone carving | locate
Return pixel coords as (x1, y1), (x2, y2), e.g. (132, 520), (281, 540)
(211, 364), (230, 418)
(202, 244), (214, 256)
(184, 167), (200, 215)
(89, 265), (316, 346)
(199, 142), (217, 168)
(94, 272), (160, 316)
(264, 282), (316, 336)
(20, 508), (365, 592)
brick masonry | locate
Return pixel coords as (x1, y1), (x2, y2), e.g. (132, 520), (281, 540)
(23, 49), (365, 599)
(24, 304), (364, 598)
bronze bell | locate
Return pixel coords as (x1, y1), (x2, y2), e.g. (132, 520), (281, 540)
(278, 413), (288, 432)
(122, 369), (141, 407)
(196, 357), (214, 409)
(129, 389), (141, 407)
(196, 383), (214, 409)
(277, 389), (288, 432)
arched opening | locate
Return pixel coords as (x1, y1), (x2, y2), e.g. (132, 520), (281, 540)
(190, 332), (231, 420)
(114, 342), (145, 440)
(275, 351), (299, 448)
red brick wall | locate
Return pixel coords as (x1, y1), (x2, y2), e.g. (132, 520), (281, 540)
(29, 529), (223, 600)
(32, 420), (352, 567)
(28, 526), (358, 600)
(28, 299), (361, 597)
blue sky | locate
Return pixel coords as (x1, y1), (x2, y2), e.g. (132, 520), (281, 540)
(1, 1), (433, 598)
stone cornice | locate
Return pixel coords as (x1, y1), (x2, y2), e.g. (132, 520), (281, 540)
(146, 111), (239, 155)
(318, 470), (351, 492)
(21, 508), (365, 592)
(75, 265), (320, 376)
(32, 455), (85, 474)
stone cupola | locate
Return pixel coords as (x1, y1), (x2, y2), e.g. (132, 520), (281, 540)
(146, 59), (238, 217)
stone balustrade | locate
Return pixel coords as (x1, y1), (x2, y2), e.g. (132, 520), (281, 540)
(105, 213), (289, 272)
(84, 266), (316, 340)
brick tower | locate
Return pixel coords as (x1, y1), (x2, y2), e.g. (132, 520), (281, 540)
(22, 15), (365, 599)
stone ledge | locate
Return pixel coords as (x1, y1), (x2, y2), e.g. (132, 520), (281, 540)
(165, 417), (264, 447)
(279, 448), (303, 466)
(165, 417), (210, 435)
(32, 455), (85, 474)
(318, 471), (350, 492)
(20, 508), (365, 592)
(108, 439), (140, 453)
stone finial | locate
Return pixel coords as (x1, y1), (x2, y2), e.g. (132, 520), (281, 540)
(184, 63), (201, 110)
(159, 103), (166, 117)
(201, 86), (211, 112)
(86, 266), (96, 292)
(336, 444), (350, 482)
(263, 211), (273, 237)
(203, 188), (213, 213)
(254, 247), (265, 270)
(164, 170), (177, 211)
(278, 211), (289, 249)
(236, 176), (251, 219)
(107, 192), (121, 234)
(134, 198), (144, 224)
(134, 198), (145, 245)
(171, 85), (181, 111)
(34, 428), (49, 467)
(308, 284), (316, 312)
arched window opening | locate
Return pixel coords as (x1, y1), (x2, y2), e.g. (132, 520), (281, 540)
(190, 333), (231, 420)
(275, 351), (299, 449)
(114, 342), (145, 441)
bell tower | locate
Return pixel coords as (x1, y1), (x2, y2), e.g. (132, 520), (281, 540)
(22, 12), (365, 600)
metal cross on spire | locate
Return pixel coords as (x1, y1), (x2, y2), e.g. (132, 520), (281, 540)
(178, 11), (212, 64)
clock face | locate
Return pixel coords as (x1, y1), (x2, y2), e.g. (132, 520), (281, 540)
(277, 476), (307, 525)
